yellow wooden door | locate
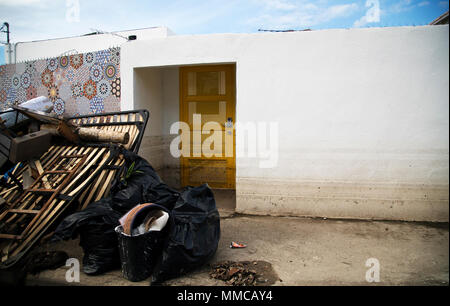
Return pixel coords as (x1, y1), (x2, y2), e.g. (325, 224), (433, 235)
(180, 64), (236, 189)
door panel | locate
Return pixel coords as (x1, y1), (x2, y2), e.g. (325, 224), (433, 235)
(180, 65), (235, 189)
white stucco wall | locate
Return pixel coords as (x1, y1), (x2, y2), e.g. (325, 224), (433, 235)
(122, 25), (449, 222)
(9, 27), (172, 63)
(7, 25), (448, 221)
(134, 68), (163, 136)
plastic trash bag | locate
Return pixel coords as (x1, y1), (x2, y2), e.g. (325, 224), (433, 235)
(51, 198), (122, 275)
(109, 150), (179, 214)
(51, 150), (179, 275)
(151, 184), (220, 284)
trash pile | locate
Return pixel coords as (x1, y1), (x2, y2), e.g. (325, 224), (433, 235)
(0, 97), (149, 269)
(210, 261), (259, 286)
(0, 98), (221, 285)
(209, 260), (279, 286)
(51, 151), (220, 283)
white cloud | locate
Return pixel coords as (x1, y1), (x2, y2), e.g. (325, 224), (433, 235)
(390, 0), (416, 13)
(354, 0), (380, 27)
(0, 0), (48, 6)
(260, 0), (297, 11)
(418, 1), (430, 6)
(325, 3), (359, 22)
(247, 1), (359, 30)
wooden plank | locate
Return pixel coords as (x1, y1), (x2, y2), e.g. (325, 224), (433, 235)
(30, 159), (51, 189)
(44, 146), (73, 171)
(95, 156), (124, 202)
(10, 197), (66, 256)
(10, 145), (92, 246)
(3, 195), (42, 225)
(23, 148), (89, 236)
(11, 105), (62, 125)
(28, 188), (54, 193)
(80, 151), (111, 209)
(44, 170), (72, 174)
(1, 190), (35, 222)
(19, 153), (88, 237)
(8, 209), (39, 214)
(45, 147), (89, 192)
(77, 183), (92, 210)
(0, 234), (21, 240)
(13, 147), (111, 257)
(1, 148), (83, 228)
(61, 148), (102, 194)
(67, 148), (106, 196)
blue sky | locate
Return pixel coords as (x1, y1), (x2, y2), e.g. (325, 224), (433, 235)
(0, 0), (449, 64)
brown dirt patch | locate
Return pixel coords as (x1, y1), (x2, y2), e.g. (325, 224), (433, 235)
(209, 260), (279, 286)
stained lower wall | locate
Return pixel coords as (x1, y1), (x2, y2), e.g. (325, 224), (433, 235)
(236, 178), (448, 222)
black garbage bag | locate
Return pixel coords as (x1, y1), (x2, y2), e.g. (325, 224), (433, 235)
(151, 184), (220, 284)
(51, 150), (180, 275)
(115, 204), (170, 282)
(109, 150), (179, 214)
(51, 198), (122, 275)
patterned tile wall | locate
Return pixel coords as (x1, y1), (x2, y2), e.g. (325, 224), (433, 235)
(0, 47), (121, 116)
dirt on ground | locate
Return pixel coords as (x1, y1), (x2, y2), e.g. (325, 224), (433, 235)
(209, 260), (280, 286)
(26, 251), (69, 275)
(17, 214), (450, 286)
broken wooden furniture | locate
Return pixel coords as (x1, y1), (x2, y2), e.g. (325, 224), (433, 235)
(0, 109), (33, 165)
(1, 112), (53, 195)
(12, 106), (147, 146)
(0, 110), (149, 269)
(67, 110), (148, 153)
(0, 145), (119, 267)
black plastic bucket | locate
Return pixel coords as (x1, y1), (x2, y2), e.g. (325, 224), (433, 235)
(115, 204), (169, 282)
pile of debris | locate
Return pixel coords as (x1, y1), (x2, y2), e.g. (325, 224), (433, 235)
(209, 260), (279, 286)
(0, 97), (148, 269)
(1, 97), (221, 287)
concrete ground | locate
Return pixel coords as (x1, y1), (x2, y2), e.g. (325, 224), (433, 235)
(25, 211), (449, 286)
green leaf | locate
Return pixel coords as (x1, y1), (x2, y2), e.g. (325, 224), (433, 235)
(121, 162), (143, 185)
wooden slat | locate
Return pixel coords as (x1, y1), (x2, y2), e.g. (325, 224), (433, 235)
(19, 153), (88, 238)
(8, 209), (39, 214)
(28, 189), (55, 193)
(81, 151), (111, 209)
(0, 234), (21, 240)
(10, 147), (112, 257)
(31, 160), (51, 189)
(0, 149), (88, 241)
(95, 156), (124, 202)
(1, 111), (147, 262)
